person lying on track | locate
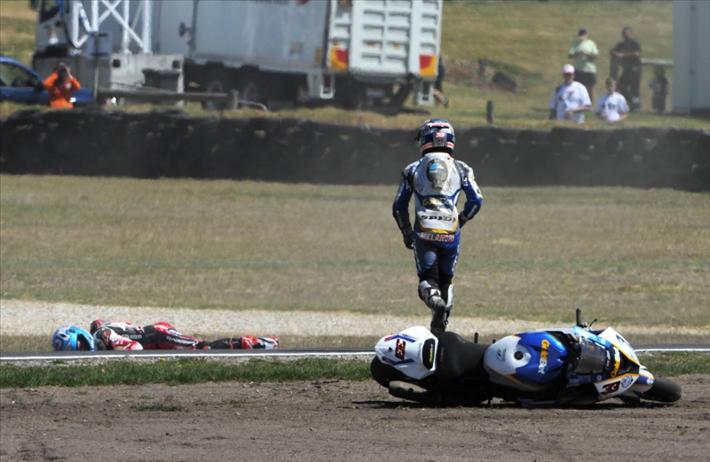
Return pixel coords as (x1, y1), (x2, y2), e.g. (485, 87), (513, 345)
(51, 321), (278, 351)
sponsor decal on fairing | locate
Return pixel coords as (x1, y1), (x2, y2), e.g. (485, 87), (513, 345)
(395, 339), (406, 360)
(537, 339), (550, 375)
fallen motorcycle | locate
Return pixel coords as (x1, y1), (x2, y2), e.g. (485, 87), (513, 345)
(371, 309), (681, 406)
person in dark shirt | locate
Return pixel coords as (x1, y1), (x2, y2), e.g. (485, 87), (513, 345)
(610, 27), (642, 111)
(649, 65), (669, 114)
(433, 56), (449, 107)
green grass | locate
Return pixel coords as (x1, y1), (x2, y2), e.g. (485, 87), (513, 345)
(2, 175), (709, 328)
(0, 358), (370, 388)
(0, 0), (35, 65)
(1, 0), (708, 128)
(641, 352), (710, 377)
(1, 353), (706, 388)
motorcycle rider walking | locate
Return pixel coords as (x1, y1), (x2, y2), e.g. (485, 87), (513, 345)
(392, 119), (483, 334)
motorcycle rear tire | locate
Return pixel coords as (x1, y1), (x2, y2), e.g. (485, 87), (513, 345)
(639, 377), (682, 403)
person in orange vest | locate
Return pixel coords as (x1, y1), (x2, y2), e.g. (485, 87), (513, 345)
(42, 62), (81, 109)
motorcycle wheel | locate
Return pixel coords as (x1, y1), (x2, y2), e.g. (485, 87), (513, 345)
(639, 377), (682, 403)
(370, 357), (408, 388)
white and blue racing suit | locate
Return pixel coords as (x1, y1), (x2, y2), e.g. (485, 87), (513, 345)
(392, 151), (483, 314)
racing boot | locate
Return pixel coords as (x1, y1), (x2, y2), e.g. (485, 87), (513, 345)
(419, 280), (447, 334)
(429, 300), (448, 335)
(204, 336), (279, 349)
(418, 281), (446, 311)
(240, 336), (280, 350)
(257, 336), (280, 350)
(442, 283), (454, 331)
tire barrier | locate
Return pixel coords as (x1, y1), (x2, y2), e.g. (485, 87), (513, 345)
(1, 109), (708, 190)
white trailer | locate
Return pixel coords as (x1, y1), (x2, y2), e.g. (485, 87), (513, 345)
(154, 0), (443, 107)
(31, 0), (184, 95)
(673, 0), (710, 114)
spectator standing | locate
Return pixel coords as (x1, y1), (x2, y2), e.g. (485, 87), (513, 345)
(549, 64), (592, 124)
(568, 28), (599, 102)
(42, 62), (81, 109)
(611, 27), (642, 111)
(596, 77), (629, 123)
(648, 65), (669, 114)
(433, 56), (449, 107)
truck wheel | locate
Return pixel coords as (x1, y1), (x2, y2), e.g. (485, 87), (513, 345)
(206, 78), (225, 93)
(202, 77), (227, 110)
(239, 80), (262, 105)
(336, 80), (367, 110)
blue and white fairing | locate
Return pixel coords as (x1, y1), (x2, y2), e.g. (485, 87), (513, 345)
(582, 326), (654, 399)
(484, 325), (653, 401)
(483, 331), (568, 391)
(374, 326), (438, 380)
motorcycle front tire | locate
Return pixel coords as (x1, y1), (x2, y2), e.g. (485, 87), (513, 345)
(639, 377), (682, 403)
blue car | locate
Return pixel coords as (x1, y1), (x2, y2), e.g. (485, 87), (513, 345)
(0, 56), (93, 106)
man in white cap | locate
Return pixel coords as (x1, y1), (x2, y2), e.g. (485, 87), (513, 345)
(549, 64), (592, 124)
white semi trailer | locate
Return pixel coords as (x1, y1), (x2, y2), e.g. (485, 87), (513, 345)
(31, 0), (443, 108)
(157, 0), (443, 107)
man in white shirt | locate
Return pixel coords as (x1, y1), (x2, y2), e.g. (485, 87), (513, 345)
(549, 64), (592, 124)
(596, 77), (629, 123)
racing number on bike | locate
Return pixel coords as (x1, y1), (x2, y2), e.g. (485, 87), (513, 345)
(602, 381), (620, 394)
(395, 339), (406, 360)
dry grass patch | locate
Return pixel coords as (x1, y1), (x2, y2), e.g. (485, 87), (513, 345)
(1, 175), (709, 330)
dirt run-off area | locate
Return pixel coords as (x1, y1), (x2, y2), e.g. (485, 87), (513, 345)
(1, 375), (708, 462)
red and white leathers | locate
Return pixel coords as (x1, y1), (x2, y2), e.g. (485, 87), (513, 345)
(94, 322), (144, 350)
(90, 320), (279, 351)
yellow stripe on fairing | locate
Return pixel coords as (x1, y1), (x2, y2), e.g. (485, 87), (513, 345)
(606, 338), (641, 367)
(611, 350), (621, 377)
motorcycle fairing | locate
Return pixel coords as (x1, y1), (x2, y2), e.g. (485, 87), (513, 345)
(592, 372), (640, 400)
(627, 367), (655, 395)
(597, 327), (640, 366)
(374, 326), (438, 380)
(561, 327), (644, 400)
(483, 332), (567, 391)
(514, 332), (568, 384)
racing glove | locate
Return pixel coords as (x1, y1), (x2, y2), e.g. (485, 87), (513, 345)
(401, 226), (414, 249)
(458, 213), (467, 228)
